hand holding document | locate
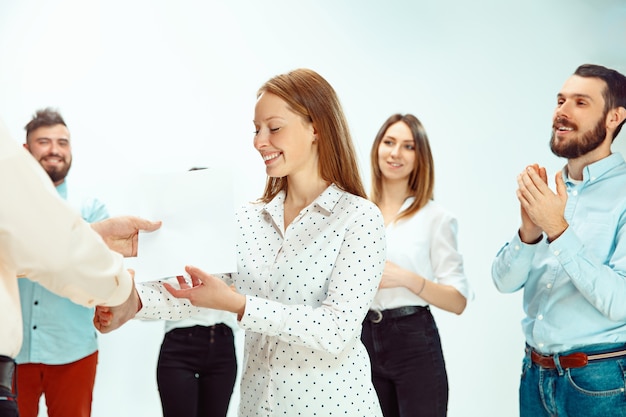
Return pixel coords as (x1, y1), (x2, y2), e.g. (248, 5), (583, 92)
(126, 167), (237, 281)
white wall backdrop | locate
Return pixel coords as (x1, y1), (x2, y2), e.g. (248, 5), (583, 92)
(2, 1), (625, 416)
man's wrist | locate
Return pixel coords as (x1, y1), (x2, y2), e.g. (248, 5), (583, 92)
(518, 229), (543, 244)
(547, 227), (567, 243)
(546, 221), (569, 243)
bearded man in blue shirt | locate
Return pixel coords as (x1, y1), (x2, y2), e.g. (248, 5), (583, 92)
(16, 108), (108, 417)
(492, 63), (626, 417)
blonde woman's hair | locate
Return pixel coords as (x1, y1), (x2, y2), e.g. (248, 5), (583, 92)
(257, 68), (366, 202)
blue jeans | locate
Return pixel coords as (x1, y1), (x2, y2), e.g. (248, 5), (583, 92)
(520, 343), (626, 416)
(157, 324), (237, 417)
(361, 306), (448, 417)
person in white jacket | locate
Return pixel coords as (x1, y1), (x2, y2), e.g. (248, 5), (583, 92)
(0, 119), (160, 417)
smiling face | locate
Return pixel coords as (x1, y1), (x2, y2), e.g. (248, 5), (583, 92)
(377, 121), (416, 183)
(253, 91), (317, 179)
(25, 124), (72, 185)
(550, 75), (609, 159)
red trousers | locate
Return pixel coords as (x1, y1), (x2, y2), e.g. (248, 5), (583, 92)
(16, 351), (98, 417)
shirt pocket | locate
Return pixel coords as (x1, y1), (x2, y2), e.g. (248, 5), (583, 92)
(574, 213), (615, 261)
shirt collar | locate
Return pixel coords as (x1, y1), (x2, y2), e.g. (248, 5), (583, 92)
(263, 183), (344, 218)
(563, 152), (624, 186)
(55, 180), (68, 199)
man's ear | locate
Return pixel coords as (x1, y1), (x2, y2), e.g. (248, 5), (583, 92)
(607, 106), (626, 130)
(23, 142), (29, 150)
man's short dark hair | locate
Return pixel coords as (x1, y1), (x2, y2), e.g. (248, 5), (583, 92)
(574, 64), (626, 140)
(24, 108), (67, 140)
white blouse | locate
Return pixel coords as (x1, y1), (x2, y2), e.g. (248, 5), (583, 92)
(163, 308), (238, 334)
(136, 184), (386, 416)
(370, 199), (472, 311)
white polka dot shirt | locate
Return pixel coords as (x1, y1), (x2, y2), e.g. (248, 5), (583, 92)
(136, 184), (386, 416)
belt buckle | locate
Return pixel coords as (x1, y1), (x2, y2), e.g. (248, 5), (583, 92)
(371, 310), (383, 323)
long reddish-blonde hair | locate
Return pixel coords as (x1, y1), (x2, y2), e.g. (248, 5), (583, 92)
(370, 113), (434, 222)
(257, 68), (366, 203)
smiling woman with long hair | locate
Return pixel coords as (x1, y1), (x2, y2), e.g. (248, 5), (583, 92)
(97, 68), (388, 416)
(362, 113), (472, 417)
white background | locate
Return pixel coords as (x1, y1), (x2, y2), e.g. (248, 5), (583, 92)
(1, 1), (625, 416)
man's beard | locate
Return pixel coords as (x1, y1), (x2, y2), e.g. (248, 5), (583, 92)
(44, 160), (71, 183)
(550, 114), (607, 159)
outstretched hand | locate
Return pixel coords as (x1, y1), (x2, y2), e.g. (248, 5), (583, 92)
(91, 216), (162, 257)
(94, 269), (142, 333)
(164, 265), (246, 318)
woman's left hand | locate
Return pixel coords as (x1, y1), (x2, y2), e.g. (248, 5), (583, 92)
(379, 261), (409, 289)
(164, 265), (246, 317)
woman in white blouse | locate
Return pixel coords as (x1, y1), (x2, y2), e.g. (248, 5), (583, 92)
(361, 114), (472, 417)
(101, 69), (387, 416)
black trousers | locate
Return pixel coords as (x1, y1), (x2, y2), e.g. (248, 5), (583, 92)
(157, 324), (237, 417)
(0, 356), (17, 417)
(362, 307), (449, 417)
(0, 385), (18, 417)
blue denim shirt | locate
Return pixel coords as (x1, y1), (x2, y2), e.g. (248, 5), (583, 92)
(16, 181), (109, 365)
(492, 152), (626, 354)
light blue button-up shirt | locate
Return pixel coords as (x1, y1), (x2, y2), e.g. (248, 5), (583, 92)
(16, 181), (108, 365)
(492, 152), (626, 354)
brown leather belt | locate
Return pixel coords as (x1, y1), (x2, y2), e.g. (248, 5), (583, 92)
(366, 306), (428, 323)
(530, 347), (626, 370)
(0, 356), (15, 393)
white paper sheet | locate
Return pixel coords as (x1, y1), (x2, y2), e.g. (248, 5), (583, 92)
(125, 168), (237, 281)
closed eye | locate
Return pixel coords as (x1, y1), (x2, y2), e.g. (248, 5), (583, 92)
(253, 127), (281, 135)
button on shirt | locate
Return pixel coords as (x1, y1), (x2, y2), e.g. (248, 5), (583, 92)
(136, 184), (386, 416)
(371, 199), (472, 310)
(16, 181), (109, 365)
(492, 153), (626, 354)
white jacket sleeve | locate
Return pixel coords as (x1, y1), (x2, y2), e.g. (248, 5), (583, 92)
(0, 121), (132, 308)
